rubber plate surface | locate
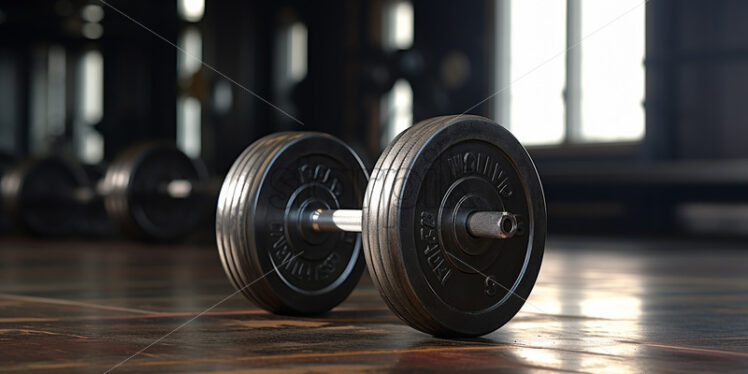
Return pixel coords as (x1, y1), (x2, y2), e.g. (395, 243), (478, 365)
(104, 143), (208, 240)
(362, 115), (546, 337)
(216, 132), (368, 315)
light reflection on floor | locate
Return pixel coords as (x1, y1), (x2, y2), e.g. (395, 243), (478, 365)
(492, 239), (748, 373)
(1, 237), (747, 373)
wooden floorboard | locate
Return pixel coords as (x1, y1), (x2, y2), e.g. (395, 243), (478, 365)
(0, 237), (746, 373)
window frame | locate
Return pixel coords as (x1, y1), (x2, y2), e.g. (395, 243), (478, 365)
(494, 0), (646, 153)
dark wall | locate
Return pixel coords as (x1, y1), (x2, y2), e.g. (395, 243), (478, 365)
(645, 0), (748, 161)
(99, 1), (178, 159)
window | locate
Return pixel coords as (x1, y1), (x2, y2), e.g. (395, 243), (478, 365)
(578, 0), (645, 142)
(177, 16), (203, 157)
(178, 0), (205, 23)
(380, 1), (414, 148)
(76, 50), (104, 163)
(80, 4), (104, 40)
(285, 22), (308, 82)
(176, 0), (205, 158)
(273, 19), (308, 121)
(495, 0), (645, 145)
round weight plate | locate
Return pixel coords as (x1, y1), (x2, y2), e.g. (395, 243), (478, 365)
(216, 132), (368, 315)
(0, 156), (89, 236)
(363, 115), (546, 337)
(104, 143), (208, 241)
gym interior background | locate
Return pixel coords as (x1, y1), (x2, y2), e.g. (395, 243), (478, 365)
(1, 0), (747, 372)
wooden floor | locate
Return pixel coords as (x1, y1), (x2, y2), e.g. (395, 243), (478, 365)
(0, 237), (747, 373)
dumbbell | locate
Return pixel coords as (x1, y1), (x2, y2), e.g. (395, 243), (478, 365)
(1, 143), (218, 240)
(216, 115), (546, 337)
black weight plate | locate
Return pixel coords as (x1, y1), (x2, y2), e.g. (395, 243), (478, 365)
(364, 117), (445, 334)
(363, 115), (546, 337)
(219, 133), (301, 312)
(104, 143), (208, 240)
(216, 132), (368, 315)
(0, 156), (88, 236)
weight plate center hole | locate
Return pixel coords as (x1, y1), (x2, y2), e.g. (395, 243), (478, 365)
(438, 176), (504, 274)
(284, 183), (340, 262)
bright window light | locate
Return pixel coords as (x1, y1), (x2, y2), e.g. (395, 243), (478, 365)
(81, 4), (104, 23)
(80, 50), (103, 125)
(80, 128), (104, 164)
(579, 0), (645, 142)
(383, 1), (414, 51)
(287, 22), (308, 82)
(178, 0), (204, 22)
(177, 27), (202, 157)
(177, 96), (201, 158)
(273, 20), (307, 119)
(177, 27), (202, 79)
(498, 0), (645, 145)
(381, 1), (414, 147)
(76, 50), (104, 163)
(382, 79), (413, 146)
(81, 22), (103, 40)
(507, 0), (566, 145)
